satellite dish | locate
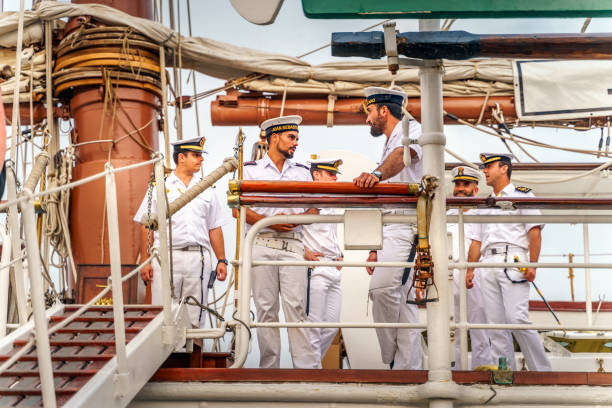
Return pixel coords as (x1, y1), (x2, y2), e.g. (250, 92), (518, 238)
(229, 0), (284, 25)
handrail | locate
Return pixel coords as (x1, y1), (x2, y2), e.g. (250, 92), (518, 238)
(230, 211), (612, 369)
(0, 255), (156, 378)
(236, 193), (612, 209)
(236, 180), (421, 195)
(0, 155), (162, 213)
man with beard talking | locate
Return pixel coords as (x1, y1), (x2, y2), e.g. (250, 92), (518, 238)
(234, 115), (320, 369)
(353, 87), (424, 369)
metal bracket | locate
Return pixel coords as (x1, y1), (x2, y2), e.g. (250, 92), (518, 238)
(383, 22), (399, 74)
(496, 200), (516, 211)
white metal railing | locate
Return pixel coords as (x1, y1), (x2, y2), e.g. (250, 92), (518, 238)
(0, 155), (164, 406)
(229, 210), (612, 370)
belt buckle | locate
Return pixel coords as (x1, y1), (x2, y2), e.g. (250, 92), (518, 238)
(282, 240), (289, 251)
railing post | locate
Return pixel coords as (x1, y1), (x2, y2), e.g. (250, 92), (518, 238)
(457, 210), (468, 370)
(232, 206), (250, 368)
(104, 164), (129, 396)
(419, 18), (453, 408)
(154, 157), (175, 343)
(583, 223), (593, 326)
(0, 227), (11, 338)
(21, 191), (56, 407)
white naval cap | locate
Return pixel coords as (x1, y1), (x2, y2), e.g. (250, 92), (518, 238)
(364, 86), (407, 107)
(308, 154), (343, 174)
(171, 136), (207, 153)
(451, 165), (481, 183)
(260, 115), (302, 137)
(478, 152), (515, 169)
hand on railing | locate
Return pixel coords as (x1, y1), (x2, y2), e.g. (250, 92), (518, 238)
(366, 250), (377, 275)
(140, 263), (153, 284)
(269, 212), (298, 232)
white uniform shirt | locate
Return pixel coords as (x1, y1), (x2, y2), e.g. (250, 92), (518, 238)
(243, 153), (312, 233)
(302, 208), (343, 260)
(447, 208), (475, 263)
(133, 172), (225, 250)
(381, 120), (423, 184)
(466, 182), (543, 253)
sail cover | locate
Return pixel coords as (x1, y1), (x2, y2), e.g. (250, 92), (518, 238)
(513, 59), (612, 121)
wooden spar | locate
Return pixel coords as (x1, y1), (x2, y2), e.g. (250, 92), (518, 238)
(236, 192), (612, 209)
(211, 93), (517, 126)
(332, 30), (612, 60)
(237, 180), (420, 195)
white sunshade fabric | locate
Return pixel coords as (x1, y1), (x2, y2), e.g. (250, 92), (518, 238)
(513, 59), (612, 121)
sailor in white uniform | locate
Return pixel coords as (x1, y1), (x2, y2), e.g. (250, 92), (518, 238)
(466, 153), (551, 371)
(353, 87), (423, 370)
(237, 115), (320, 369)
(447, 165), (494, 369)
(302, 156), (344, 362)
(134, 137), (228, 329)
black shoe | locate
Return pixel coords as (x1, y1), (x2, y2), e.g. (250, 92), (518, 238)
(390, 360), (395, 369)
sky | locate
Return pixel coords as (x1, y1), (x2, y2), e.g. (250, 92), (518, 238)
(3, 0), (612, 366)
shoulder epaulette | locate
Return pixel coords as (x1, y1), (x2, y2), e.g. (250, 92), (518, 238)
(515, 186), (532, 193)
(295, 163), (309, 170)
(244, 161), (257, 166)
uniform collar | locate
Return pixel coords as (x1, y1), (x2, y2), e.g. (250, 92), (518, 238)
(263, 153), (294, 173)
(382, 121), (403, 152)
(491, 182), (515, 197)
(167, 171), (200, 188)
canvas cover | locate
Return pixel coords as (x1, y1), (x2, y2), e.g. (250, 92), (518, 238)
(513, 59), (612, 121)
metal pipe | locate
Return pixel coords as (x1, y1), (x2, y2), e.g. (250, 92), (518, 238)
(584, 223), (593, 326)
(104, 164), (129, 397)
(21, 191), (56, 408)
(154, 157), (175, 338)
(253, 322), (427, 328)
(251, 260), (612, 269)
(419, 19), (453, 408)
(0, 228), (11, 338)
(210, 94), (518, 126)
(137, 382), (612, 405)
(457, 210), (468, 370)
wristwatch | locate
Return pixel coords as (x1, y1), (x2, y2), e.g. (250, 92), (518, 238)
(217, 259), (228, 265)
(371, 170), (383, 181)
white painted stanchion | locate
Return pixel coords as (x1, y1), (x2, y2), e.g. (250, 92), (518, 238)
(418, 18), (453, 408)
(21, 193), (56, 407)
(457, 210), (468, 370)
(0, 228), (12, 338)
(104, 164), (129, 397)
(153, 157), (176, 343)
(584, 223), (593, 326)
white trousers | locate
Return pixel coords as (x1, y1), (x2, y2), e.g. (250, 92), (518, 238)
(307, 266), (342, 361)
(369, 225), (422, 370)
(479, 250), (551, 371)
(251, 241), (320, 369)
(152, 249), (211, 328)
(453, 269), (494, 369)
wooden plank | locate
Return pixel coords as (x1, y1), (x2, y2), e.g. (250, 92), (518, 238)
(513, 371), (589, 385)
(0, 354), (114, 362)
(151, 368), (429, 383)
(1, 370), (96, 377)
